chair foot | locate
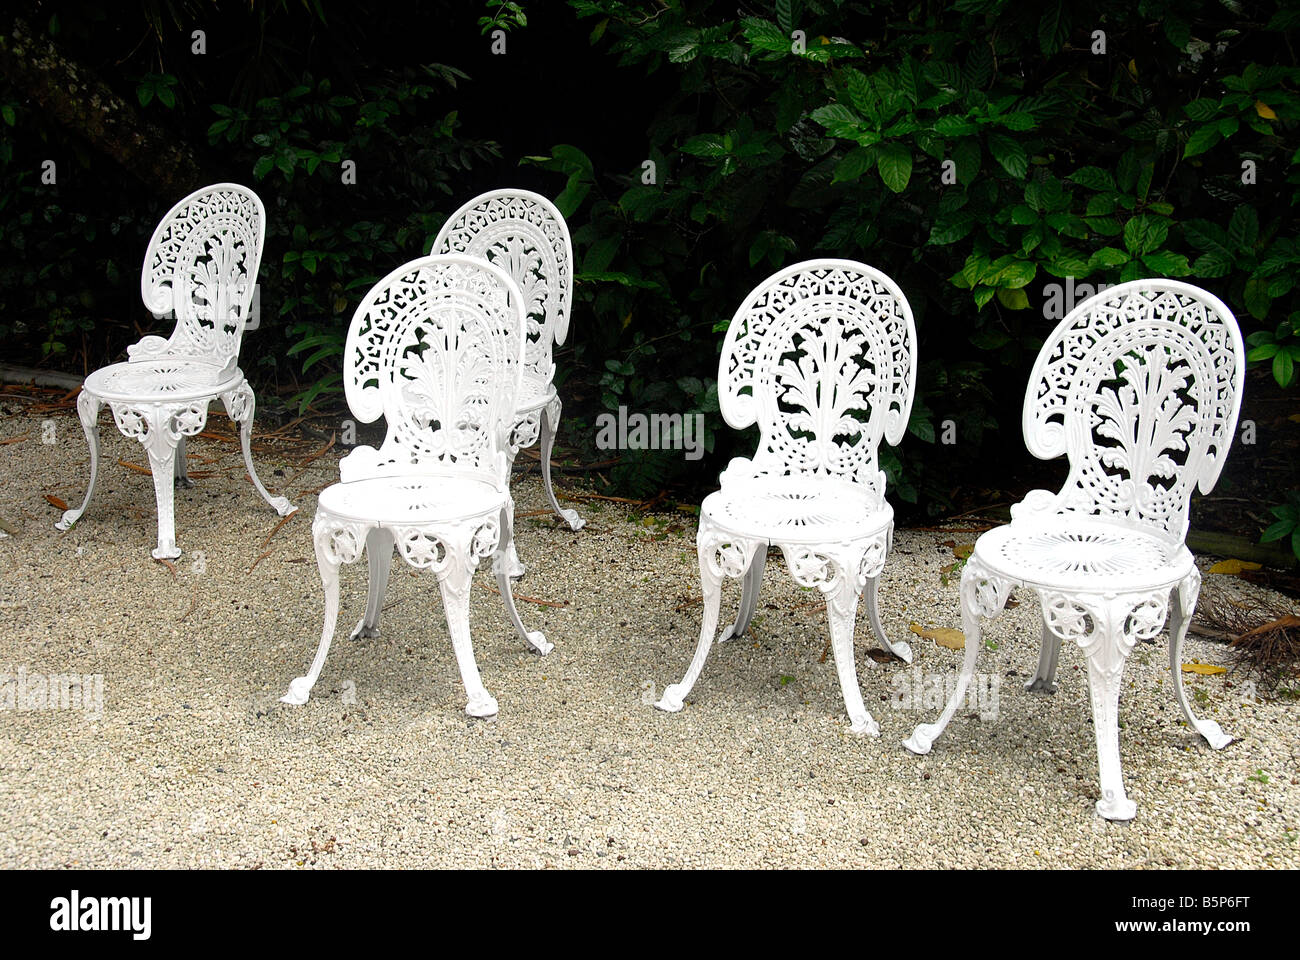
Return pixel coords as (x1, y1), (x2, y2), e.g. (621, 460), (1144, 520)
(888, 640), (914, 664)
(349, 620), (380, 641)
(1095, 794), (1137, 822)
(270, 496), (296, 517)
(524, 631), (552, 656)
(903, 722), (939, 755)
(151, 544), (182, 561)
(847, 713), (881, 737)
(55, 509), (84, 532)
(1190, 718), (1233, 751)
(655, 684), (686, 713)
(557, 508), (586, 532)
(465, 692), (499, 718)
(280, 676), (314, 705)
(1025, 677), (1058, 694)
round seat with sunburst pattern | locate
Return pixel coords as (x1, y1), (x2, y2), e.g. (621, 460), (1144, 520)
(702, 474), (893, 546)
(83, 358), (241, 404)
(974, 517), (1193, 594)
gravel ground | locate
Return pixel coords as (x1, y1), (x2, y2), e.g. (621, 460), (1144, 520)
(0, 402), (1296, 869)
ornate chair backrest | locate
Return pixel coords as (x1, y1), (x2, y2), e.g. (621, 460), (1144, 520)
(433, 189), (572, 390)
(1023, 279), (1246, 544)
(139, 183), (265, 373)
(340, 254), (526, 485)
(717, 259), (917, 498)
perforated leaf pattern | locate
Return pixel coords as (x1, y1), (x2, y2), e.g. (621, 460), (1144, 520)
(137, 184), (264, 368)
(1023, 280), (1245, 541)
(717, 259), (916, 497)
(434, 190), (572, 388)
(340, 255), (525, 484)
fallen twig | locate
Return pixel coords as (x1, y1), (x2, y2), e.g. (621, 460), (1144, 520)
(179, 587), (198, 622)
(154, 557), (177, 579)
(260, 511), (298, 550)
(279, 432), (336, 492)
(485, 585), (567, 608)
(248, 549), (272, 574)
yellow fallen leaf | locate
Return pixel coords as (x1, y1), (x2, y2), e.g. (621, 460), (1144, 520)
(1208, 558), (1262, 576)
(909, 622), (965, 649)
(954, 543), (974, 559)
(1181, 662), (1227, 676)
(1256, 100), (1277, 120)
(1289, 413), (1300, 424)
(1127, 59), (1139, 80)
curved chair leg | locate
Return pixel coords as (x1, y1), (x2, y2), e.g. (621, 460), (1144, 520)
(905, 559), (1009, 754)
(540, 396), (585, 531)
(222, 383), (295, 518)
(175, 434), (194, 488)
(494, 465), (526, 580)
(494, 505), (552, 655)
(864, 575), (913, 663)
(350, 527), (395, 641)
(438, 549), (498, 718)
(1026, 612), (1062, 693)
(56, 391), (104, 531)
(1074, 598), (1140, 821)
(1169, 568), (1232, 750)
(720, 547), (766, 642)
(657, 525), (756, 713)
(137, 406), (183, 561)
(824, 561), (878, 736)
(281, 527), (345, 705)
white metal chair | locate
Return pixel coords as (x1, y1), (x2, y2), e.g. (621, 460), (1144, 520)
(280, 254), (551, 718)
(655, 259), (918, 735)
(904, 279), (1246, 820)
(55, 182), (293, 559)
(434, 189), (583, 579)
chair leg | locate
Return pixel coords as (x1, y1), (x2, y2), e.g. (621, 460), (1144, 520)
(437, 549), (497, 718)
(720, 547), (766, 642)
(136, 406), (183, 561)
(175, 434), (194, 488)
(494, 505), (552, 655)
(1168, 568), (1232, 750)
(540, 396), (585, 531)
(1061, 589), (1171, 821)
(494, 461), (526, 580)
(824, 563), (878, 736)
(350, 527), (395, 641)
(657, 525), (755, 713)
(222, 383), (295, 517)
(864, 575), (913, 663)
(1026, 612), (1062, 693)
(281, 523), (347, 705)
(56, 391), (104, 532)
(905, 558), (1010, 754)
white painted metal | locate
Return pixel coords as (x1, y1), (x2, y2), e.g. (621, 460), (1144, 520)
(280, 254), (551, 718)
(904, 279), (1246, 820)
(656, 259), (918, 734)
(434, 190), (583, 581)
(55, 183), (293, 559)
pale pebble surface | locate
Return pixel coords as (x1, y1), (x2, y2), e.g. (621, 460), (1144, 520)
(0, 406), (1296, 869)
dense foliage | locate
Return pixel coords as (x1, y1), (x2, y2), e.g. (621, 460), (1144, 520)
(1, 0), (1297, 555)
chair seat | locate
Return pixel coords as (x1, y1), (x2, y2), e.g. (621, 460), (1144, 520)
(974, 517), (1194, 593)
(84, 359), (240, 404)
(317, 474), (506, 525)
(702, 474), (892, 545)
(515, 374), (555, 414)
